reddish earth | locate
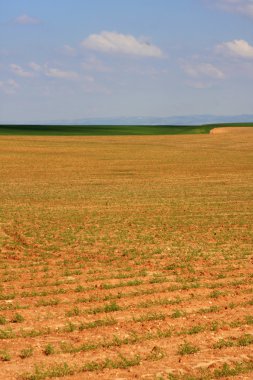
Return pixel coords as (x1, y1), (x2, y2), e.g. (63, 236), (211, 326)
(210, 126), (253, 134)
(0, 133), (253, 379)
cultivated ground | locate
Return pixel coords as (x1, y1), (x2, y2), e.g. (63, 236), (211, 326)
(210, 127), (253, 135)
(0, 130), (253, 379)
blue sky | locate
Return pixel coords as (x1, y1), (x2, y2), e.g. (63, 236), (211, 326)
(1, 0), (253, 122)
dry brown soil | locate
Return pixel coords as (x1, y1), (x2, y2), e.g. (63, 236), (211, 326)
(210, 127), (253, 135)
(0, 133), (253, 379)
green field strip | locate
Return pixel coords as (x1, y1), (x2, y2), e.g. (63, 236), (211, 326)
(0, 123), (253, 136)
(0, 124), (213, 135)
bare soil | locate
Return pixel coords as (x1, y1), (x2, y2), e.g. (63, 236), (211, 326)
(0, 133), (253, 379)
(210, 126), (253, 134)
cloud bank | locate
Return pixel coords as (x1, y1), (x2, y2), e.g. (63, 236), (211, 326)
(10, 62), (79, 80)
(45, 67), (79, 79)
(217, 39), (253, 58)
(182, 62), (225, 79)
(81, 31), (163, 57)
(208, 0), (253, 18)
(15, 14), (41, 25)
(10, 64), (34, 77)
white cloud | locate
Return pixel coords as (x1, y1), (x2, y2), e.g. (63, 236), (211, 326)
(62, 45), (76, 56)
(15, 14), (41, 25)
(82, 57), (111, 72)
(45, 67), (79, 79)
(11, 62), (79, 80)
(28, 62), (42, 72)
(182, 62), (225, 79)
(206, 0), (253, 17)
(217, 39), (253, 58)
(10, 64), (34, 77)
(0, 79), (19, 94)
(81, 31), (163, 57)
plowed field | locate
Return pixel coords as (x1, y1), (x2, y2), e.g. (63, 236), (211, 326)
(0, 133), (253, 379)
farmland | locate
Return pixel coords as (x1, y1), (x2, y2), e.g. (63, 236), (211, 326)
(0, 123), (252, 136)
(0, 124), (213, 136)
(0, 130), (253, 379)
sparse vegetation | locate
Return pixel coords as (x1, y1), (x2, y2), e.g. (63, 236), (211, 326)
(20, 347), (33, 359)
(11, 313), (25, 323)
(0, 315), (7, 325)
(1, 131), (253, 379)
(177, 342), (200, 355)
(44, 344), (55, 356)
(0, 350), (11, 361)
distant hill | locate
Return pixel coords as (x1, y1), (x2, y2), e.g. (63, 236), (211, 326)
(2, 114), (253, 126)
(61, 115), (253, 126)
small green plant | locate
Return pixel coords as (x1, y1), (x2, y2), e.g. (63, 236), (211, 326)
(104, 302), (121, 313)
(229, 319), (242, 328)
(22, 362), (74, 379)
(75, 285), (85, 293)
(36, 298), (59, 307)
(237, 334), (253, 347)
(147, 345), (166, 361)
(21, 327), (51, 338)
(177, 341), (200, 355)
(216, 273), (226, 279)
(107, 353), (141, 369)
(82, 361), (100, 371)
(133, 312), (166, 323)
(0, 328), (14, 339)
(150, 276), (167, 284)
(44, 344), (55, 355)
(210, 321), (219, 332)
(245, 315), (253, 325)
(167, 374), (178, 380)
(212, 360), (253, 378)
(20, 347), (33, 359)
(0, 293), (15, 300)
(66, 306), (80, 317)
(0, 350), (11, 361)
(214, 362), (237, 377)
(64, 321), (76, 332)
(186, 324), (204, 335)
(198, 305), (219, 314)
(0, 315), (7, 325)
(166, 264), (177, 271)
(12, 313), (24, 323)
(209, 290), (224, 298)
(88, 301), (121, 315)
(213, 338), (234, 349)
(171, 309), (186, 318)
(79, 317), (117, 330)
(247, 298), (253, 306)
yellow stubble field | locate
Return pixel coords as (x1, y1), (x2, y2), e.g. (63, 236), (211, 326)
(0, 131), (253, 379)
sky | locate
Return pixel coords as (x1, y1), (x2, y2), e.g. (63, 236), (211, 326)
(1, 0), (253, 122)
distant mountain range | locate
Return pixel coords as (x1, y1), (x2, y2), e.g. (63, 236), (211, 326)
(3, 114), (253, 125)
